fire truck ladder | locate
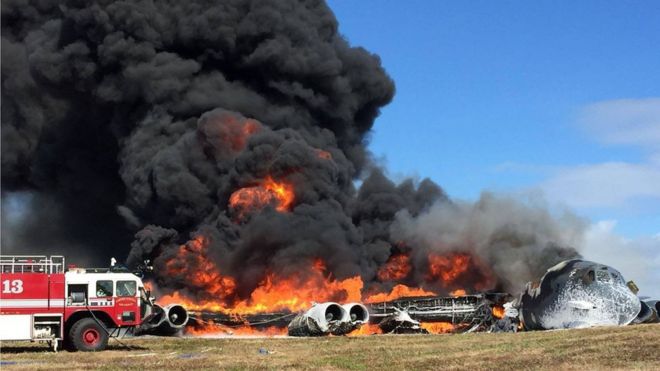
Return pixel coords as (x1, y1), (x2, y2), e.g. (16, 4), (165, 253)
(0, 255), (65, 274)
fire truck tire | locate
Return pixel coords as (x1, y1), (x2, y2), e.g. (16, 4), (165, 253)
(69, 318), (109, 352)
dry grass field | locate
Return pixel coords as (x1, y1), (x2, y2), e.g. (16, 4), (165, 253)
(1, 323), (659, 370)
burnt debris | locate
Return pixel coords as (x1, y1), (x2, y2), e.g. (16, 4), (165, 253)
(369, 293), (511, 333)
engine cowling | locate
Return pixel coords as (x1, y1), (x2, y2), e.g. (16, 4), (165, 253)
(164, 304), (189, 328)
(138, 304), (189, 336)
(342, 303), (369, 324)
(288, 302), (348, 336)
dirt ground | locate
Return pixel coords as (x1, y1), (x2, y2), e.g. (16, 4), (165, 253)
(1, 323), (658, 370)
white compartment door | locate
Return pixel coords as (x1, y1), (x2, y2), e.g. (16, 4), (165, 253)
(0, 314), (32, 340)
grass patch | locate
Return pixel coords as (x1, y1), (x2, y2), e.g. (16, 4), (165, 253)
(1, 324), (658, 370)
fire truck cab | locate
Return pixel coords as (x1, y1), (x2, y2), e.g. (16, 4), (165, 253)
(0, 255), (153, 351)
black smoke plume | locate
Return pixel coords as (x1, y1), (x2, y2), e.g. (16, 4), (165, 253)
(2, 0), (581, 298)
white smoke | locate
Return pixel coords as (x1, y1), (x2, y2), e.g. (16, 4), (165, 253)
(390, 192), (586, 294)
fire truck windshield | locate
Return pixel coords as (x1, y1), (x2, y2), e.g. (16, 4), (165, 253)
(117, 280), (137, 296)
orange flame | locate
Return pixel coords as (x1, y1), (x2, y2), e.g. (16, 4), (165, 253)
(377, 254), (411, 281)
(263, 177), (295, 212)
(492, 305), (505, 319)
(160, 241), (361, 315)
(364, 284), (436, 304)
(426, 252), (470, 286)
(164, 236), (237, 300)
(228, 176), (295, 218)
(347, 323), (383, 336)
(159, 237), (498, 337)
(420, 322), (454, 334)
(229, 264), (362, 314)
(159, 271), (361, 315)
(185, 322), (231, 336)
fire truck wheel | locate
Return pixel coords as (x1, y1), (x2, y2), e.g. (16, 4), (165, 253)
(69, 318), (109, 352)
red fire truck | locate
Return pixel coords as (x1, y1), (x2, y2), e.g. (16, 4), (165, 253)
(0, 255), (155, 351)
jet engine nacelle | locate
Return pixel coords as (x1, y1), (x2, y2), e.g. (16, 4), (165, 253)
(288, 302), (349, 336)
(287, 302), (372, 336)
(342, 303), (369, 324)
(138, 304), (190, 336)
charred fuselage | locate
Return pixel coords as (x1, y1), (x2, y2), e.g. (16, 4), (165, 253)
(519, 259), (641, 330)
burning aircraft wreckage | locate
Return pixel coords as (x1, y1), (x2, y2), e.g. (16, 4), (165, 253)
(136, 257), (657, 338)
(3, 0), (658, 341)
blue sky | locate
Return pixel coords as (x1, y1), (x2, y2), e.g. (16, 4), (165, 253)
(328, 1), (660, 239)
